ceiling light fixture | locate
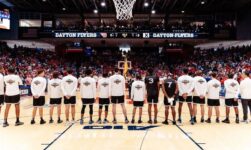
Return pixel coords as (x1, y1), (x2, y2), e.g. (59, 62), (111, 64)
(101, 2), (106, 7)
(94, 9), (98, 14)
(144, 2), (149, 7)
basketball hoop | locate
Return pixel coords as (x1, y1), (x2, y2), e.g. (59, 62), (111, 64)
(113, 0), (136, 20)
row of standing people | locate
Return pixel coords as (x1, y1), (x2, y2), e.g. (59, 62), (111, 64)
(1, 67), (251, 127)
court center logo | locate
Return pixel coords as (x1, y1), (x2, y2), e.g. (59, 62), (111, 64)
(83, 125), (158, 131)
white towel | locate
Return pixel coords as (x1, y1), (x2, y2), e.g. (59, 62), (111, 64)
(168, 97), (174, 105)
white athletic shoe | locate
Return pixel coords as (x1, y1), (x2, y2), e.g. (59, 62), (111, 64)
(71, 120), (76, 124)
(241, 120), (249, 124)
(65, 121), (71, 126)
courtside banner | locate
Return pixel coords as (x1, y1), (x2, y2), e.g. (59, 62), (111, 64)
(54, 32), (201, 39)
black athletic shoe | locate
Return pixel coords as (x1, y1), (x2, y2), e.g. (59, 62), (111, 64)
(103, 119), (109, 124)
(162, 120), (168, 125)
(97, 119), (102, 124)
(216, 118), (220, 123)
(57, 119), (63, 124)
(147, 120), (152, 124)
(235, 118), (239, 124)
(89, 120), (94, 124)
(190, 118), (195, 125)
(138, 120), (142, 124)
(205, 119), (211, 123)
(131, 119), (135, 124)
(201, 118), (204, 123)
(172, 121), (176, 125)
(222, 119), (230, 124)
(40, 119), (46, 125)
(154, 119), (158, 124)
(177, 118), (182, 124)
(31, 120), (35, 125)
(15, 121), (24, 126)
(194, 117), (197, 123)
(49, 119), (54, 124)
(3, 122), (9, 127)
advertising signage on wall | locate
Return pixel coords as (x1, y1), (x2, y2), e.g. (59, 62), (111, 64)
(54, 32), (198, 39)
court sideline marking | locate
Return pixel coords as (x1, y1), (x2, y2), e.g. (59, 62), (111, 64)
(157, 104), (205, 150)
(43, 123), (75, 150)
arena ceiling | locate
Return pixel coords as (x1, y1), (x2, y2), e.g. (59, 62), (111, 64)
(5, 0), (251, 14)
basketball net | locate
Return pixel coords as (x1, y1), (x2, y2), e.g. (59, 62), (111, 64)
(112, 0), (136, 20)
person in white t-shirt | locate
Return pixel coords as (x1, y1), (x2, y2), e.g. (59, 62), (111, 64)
(61, 69), (78, 125)
(79, 69), (96, 125)
(222, 73), (240, 124)
(192, 71), (207, 123)
(97, 73), (110, 124)
(3, 67), (24, 127)
(131, 75), (146, 124)
(177, 68), (194, 124)
(30, 69), (47, 125)
(48, 71), (63, 124)
(239, 70), (251, 123)
(109, 68), (129, 124)
(206, 72), (221, 123)
(0, 66), (5, 117)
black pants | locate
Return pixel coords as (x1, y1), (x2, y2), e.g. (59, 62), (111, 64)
(81, 105), (93, 115)
(241, 99), (251, 120)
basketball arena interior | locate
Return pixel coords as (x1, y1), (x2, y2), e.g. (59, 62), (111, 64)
(1, 0), (251, 150)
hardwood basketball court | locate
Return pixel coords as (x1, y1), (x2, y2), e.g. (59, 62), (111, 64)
(1, 91), (250, 150)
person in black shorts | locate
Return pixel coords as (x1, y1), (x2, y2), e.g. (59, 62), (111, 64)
(61, 69), (78, 125)
(193, 71), (208, 123)
(3, 67), (24, 127)
(0, 66), (5, 117)
(222, 73), (240, 124)
(177, 68), (194, 124)
(206, 72), (221, 123)
(109, 68), (129, 124)
(79, 69), (96, 125)
(131, 75), (146, 124)
(48, 71), (63, 124)
(145, 68), (160, 124)
(30, 69), (47, 125)
(97, 73), (110, 124)
(161, 74), (178, 125)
